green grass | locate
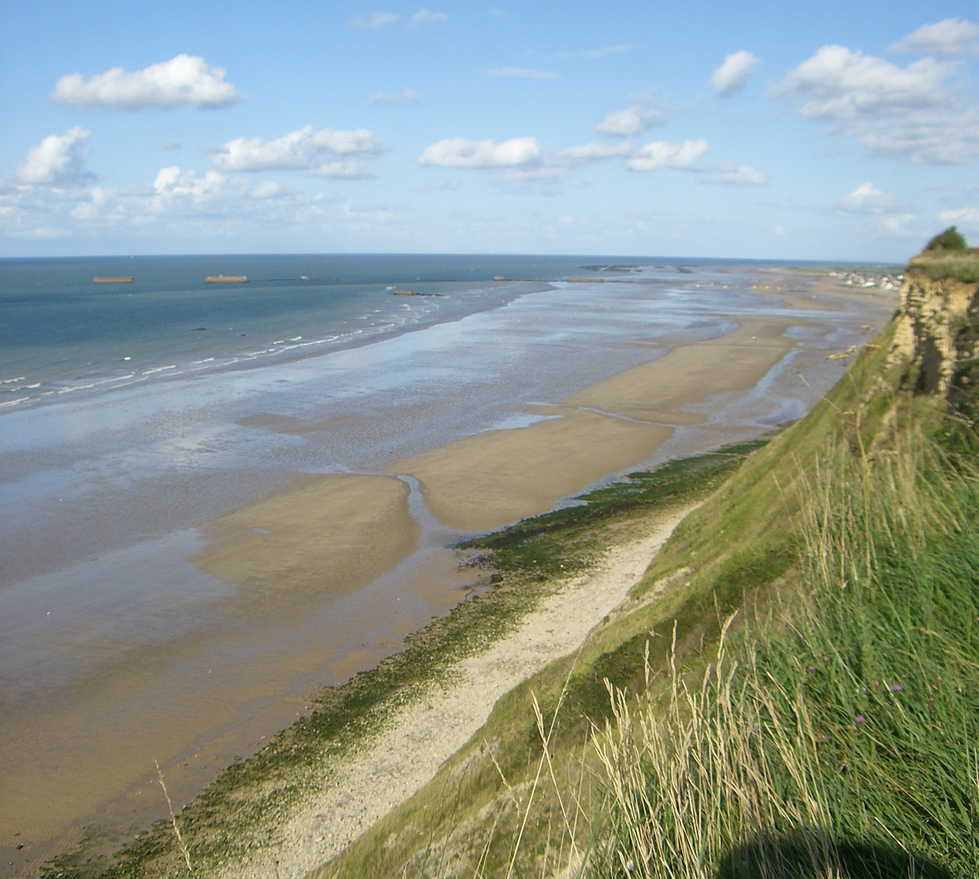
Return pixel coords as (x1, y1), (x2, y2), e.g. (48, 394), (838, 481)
(908, 254), (979, 283)
(587, 431), (979, 879)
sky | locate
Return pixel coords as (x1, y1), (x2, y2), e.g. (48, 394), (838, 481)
(2, 1), (978, 262)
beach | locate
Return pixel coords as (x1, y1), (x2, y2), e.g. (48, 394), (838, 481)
(0, 261), (895, 875)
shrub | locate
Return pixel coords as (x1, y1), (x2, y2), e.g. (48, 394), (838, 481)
(924, 226), (968, 252)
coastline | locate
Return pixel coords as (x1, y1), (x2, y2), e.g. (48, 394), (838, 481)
(3, 268), (895, 878)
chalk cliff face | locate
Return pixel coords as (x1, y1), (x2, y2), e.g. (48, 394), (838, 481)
(889, 265), (979, 425)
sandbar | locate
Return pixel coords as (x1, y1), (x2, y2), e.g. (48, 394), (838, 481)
(393, 317), (800, 533)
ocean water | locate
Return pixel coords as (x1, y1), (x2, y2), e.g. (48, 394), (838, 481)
(0, 253), (667, 412)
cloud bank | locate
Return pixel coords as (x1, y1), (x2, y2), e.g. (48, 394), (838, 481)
(891, 18), (979, 56)
(51, 55), (241, 109)
(774, 44), (979, 164)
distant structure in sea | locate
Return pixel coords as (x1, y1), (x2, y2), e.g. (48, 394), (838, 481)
(205, 274), (249, 283)
(92, 276), (134, 284)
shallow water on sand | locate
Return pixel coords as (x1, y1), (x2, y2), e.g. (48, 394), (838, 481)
(0, 258), (891, 870)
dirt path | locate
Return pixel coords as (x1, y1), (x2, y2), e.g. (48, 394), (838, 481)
(216, 506), (694, 879)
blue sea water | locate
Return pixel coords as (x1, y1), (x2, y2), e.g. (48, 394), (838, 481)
(0, 253), (660, 411)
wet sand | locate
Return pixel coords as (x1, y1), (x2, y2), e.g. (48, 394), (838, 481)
(392, 318), (798, 532)
(194, 474), (419, 610)
(0, 269), (896, 876)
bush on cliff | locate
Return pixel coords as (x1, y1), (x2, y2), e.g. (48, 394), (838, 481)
(924, 225), (968, 252)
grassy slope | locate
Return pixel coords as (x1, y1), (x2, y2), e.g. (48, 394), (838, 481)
(319, 284), (977, 877)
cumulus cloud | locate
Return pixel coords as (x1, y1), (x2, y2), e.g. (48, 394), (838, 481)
(773, 45), (979, 164)
(701, 163), (767, 185)
(411, 8), (447, 23)
(369, 88), (422, 104)
(351, 11), (399, 28)
(18, 127), (95, 185)
(51, 55), (240, 109)
(153, 165), (227, 201)
(417, 137), (541, 168)
(891, 18), (979, 56)
(487, 66), (559, 80)
(838, 182), (895, 213)
(774, 46), (948, 118)
(596, 103), (665, 136)
(626, 139), (709, 171)
(212, 126), (384, 172)
(711, 50), (759, 96)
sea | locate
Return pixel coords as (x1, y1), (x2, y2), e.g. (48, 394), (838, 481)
(0, 252), (891, 869)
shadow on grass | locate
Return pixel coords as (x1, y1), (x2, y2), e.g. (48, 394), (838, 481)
(715, 828), (952, 879)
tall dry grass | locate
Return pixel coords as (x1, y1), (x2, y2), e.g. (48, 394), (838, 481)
(582, 433), (977, 879)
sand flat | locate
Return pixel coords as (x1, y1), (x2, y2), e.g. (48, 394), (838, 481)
(392, 412), (674, 532)
(193, 474), (419, 609)
(393, 317), (800, 533)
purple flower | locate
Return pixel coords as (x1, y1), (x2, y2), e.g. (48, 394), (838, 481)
(807, 665), (817, 672)
(854, 715), (867, 724)
(889, 684), (903, 692)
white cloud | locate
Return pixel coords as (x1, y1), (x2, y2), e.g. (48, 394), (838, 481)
(417, 137), (541, 168)
(558, 141), (634, 161)
(51, 55), (240, 109)
(411, 8), (447, 23)
(307, 160), (376, 179)
(838, 182), (895, 214)
(153, 166), (227, 203)
(369, 88), (422, 104)
(938, 207), (979, 224)
(212, 126), (384, 172)
(773, 45), (979, 164)
(711, 50), (759, 96)
(701, 163), (767, 185)
(774, 46), (948, 119)
(891, 18), (979, 56)
(627, 139), (709, 171)
(18, 127), (95, 185)
(596, 104), (665, 136)
(487, 66), (559, 80)
(351, 11), (399, 28)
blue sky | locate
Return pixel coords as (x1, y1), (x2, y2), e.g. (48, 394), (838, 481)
(2, 1), (978, 261)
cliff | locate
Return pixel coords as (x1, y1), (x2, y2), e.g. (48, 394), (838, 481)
(891, 256), (979, 426)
